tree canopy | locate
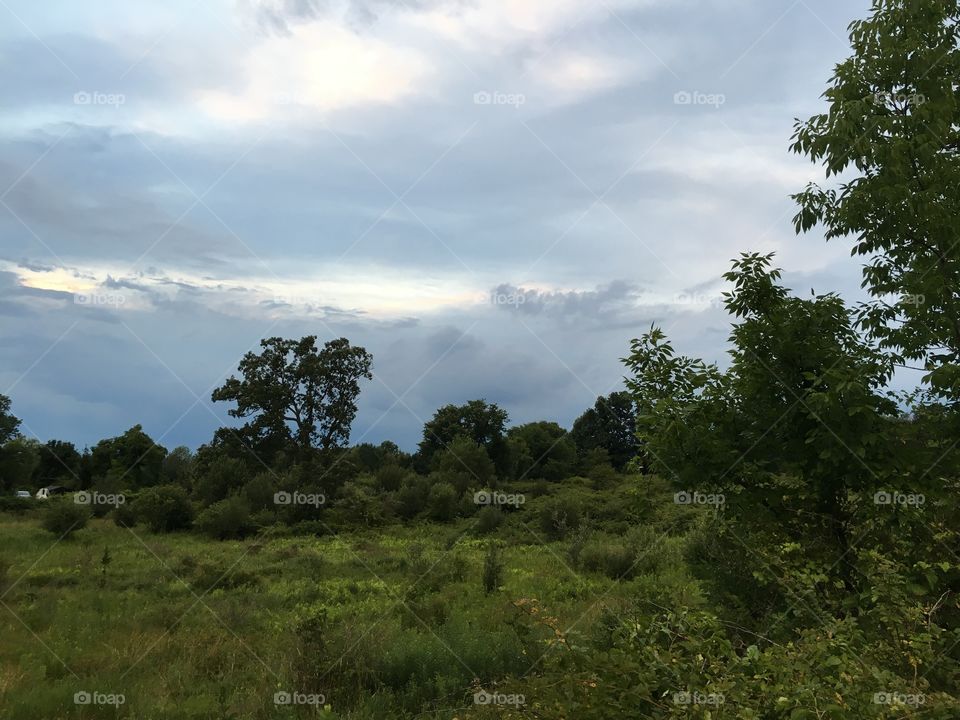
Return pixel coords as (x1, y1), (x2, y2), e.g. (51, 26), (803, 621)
(212, 336), (373, 455)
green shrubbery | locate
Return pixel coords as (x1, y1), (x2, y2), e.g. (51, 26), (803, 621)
(40, 499), (89, 538)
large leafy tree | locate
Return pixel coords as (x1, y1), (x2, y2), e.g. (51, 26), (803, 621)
(0, 438), (40, 491)
(0, 393), (20, 444)
(33, 440), (82, 488)
(792, 0), (960, 399)
(625, 254), (898, 612)
(89, 425), (167, 489)
(507, 421), (577, 481)
(212, 336), (373, 454)
(569, 391), (637, 470)
(415, 400), (510, 475)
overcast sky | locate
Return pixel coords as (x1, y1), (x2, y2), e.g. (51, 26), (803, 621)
(0, 0), (884, 452)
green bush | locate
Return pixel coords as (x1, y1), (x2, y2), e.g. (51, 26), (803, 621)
(580, 542), (637, 580)
(40, 499), (89, 538)
(475, 505), (504, 534)
(482, 541), (504, 593)
(133, 484), (195, 533)
(112, 502), (137, 528)
(427, 482), (458, 521)
(537, 496), (582, 540)
(195, 495), (254, 540)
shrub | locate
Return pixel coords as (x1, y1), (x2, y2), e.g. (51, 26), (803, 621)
(427, 482), (458, 521)
(112, 502), (138, 528)
(41, 499), (89, 538)
(475, 505), (504, 535)
(580, 542), (637, 580)
(134, 485), (195, 532)
(482, 541), (504, 593)
(375, 464), (408, 492)
(195, 495), (254, 540)
(537, 496), (582, 540)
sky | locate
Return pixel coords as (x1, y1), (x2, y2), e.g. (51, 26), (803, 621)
(0, 0), (886, 452)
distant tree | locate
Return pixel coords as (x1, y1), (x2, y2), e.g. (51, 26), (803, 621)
(161, 446), (196, 489)
(416, 400), (510, 475)
(33, 440), (82, 488)
(349, 441), (408, 474)
(212, 336), (373, 455)
(791, 0), (960, 400)
(570, 392), (637, 470)
(133, 485), (195, 533)
(507, 421), (577, 481)
(433, 436), (496, 494)
(89, 425), (166, 489)
(0, 438), (41, 491)
(0, 394), (20, 444)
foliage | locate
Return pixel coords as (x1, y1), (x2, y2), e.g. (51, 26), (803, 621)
(211, 335), (373, 453)
(133, 484), (195, 533)
(0, 438), (41, 492)
(508, 421), (577, 481)
(40, 499), (89, 538)
(416, 400), (510, 475)
(792, 0), (960, 401)
(0, 393), (20, 445)
(570, 391), (638, 470)
(195, 495), (255, 540)
(88, 425), (166, 489)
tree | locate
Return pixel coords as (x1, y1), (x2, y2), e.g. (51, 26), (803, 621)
(791, 0), (960, 400)
(161, 446), (196, 489)
(212, 336), (373, 454)
(33, 440), (82, 488)
(0, 394), (20, 444)
(433, 435), (496, 494)
(0, 438), (41, 491)
(507, 421), (577, 481)
(624, 253), (898, 610)
(416, 400), (510, 475)
(570, 392), (637, 470)
(89, 425), (167, 489)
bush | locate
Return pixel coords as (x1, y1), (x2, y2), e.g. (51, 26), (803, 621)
(482, 541), (504, 593)
(475, 505), (504, 535)
(428, 482), (458, 521)
(112, 502), (138, 528)
(195, 495), (254, 540)
(41, 499), (89, 538)
(134, 485), (195, 533)
(537, 496), (582, 540)
(580, 542), (637, 580)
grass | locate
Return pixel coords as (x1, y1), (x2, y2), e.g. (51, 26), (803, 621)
(0, 477), (687, 718)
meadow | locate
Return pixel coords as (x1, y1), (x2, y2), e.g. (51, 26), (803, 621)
(0, 475), (698, 719)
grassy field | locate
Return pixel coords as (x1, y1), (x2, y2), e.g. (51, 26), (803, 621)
(0, 476), (693, 719)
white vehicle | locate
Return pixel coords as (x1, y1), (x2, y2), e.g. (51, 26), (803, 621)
(35, 486), (66, 500)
